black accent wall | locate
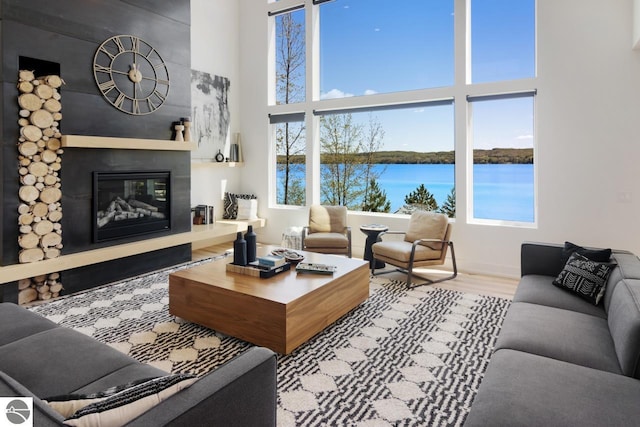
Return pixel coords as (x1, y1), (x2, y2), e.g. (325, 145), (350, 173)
(0, 0), (192, 300)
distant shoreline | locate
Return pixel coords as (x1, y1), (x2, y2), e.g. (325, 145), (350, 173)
(278, 148), (533, 164)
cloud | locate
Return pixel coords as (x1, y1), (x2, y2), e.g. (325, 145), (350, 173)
(374, 28), (381, 32)
(516, 134), (533, 140)
(321, 89), (354, 99)
(413, 108), (425, 113)
(363, 89), (377, 96)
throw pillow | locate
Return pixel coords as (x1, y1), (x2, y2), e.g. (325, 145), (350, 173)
(45, 377), (157, 418)
(553, 252), (616, 305)
(46, 374), (197, 427)
(236, 198), (258, 220)
(223, 193), (257, 219)
(561, 241), (612, 265)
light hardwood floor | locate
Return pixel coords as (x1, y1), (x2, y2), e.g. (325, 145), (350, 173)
(192, 243), (518, 300)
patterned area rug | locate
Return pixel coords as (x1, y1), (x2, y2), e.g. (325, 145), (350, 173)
(29, 259), (510, 426)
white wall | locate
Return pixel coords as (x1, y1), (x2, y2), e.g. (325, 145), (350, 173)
(189, 0), (244, 212)
(201, 0), (640, 278)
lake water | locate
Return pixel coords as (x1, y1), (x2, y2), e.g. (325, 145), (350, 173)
(278, 163), (535, 222)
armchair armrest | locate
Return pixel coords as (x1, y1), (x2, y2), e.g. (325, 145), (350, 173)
(377, 230), (406, 241)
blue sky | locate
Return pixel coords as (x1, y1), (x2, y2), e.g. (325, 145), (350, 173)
(315, 0), (535, 151)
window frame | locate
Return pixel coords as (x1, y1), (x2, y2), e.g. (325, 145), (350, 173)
(267, 0), (538, 227)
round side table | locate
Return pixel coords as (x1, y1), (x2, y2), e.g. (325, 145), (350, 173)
(360, 224), (388, 269)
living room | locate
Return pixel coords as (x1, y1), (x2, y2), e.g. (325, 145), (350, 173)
(1, 0), (640, 426)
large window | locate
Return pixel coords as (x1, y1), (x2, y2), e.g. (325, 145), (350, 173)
(273, 113), (306, 206)
(469, 94), (535, 223)
(319, 0), (454, 98)
(274, 7), (305, 105)
(268, 0), (536, 224)
(316, 103), (454, 215)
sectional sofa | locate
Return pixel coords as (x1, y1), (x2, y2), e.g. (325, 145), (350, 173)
(465, 242), (640, 426)
(0, 302), (277, 426)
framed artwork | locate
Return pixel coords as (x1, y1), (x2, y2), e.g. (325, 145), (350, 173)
(190, 70), (230, 160)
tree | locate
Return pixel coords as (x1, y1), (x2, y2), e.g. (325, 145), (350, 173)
(275, 13), (306, 205)
(319, 114), (387, 210)
(438, 187), (456, 218)
(404, 184), (438, 212)
(362, 178), (391, 213)
(361, 114), (386, 210)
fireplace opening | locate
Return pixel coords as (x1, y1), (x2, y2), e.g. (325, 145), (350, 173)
(93, 171), (170, 242)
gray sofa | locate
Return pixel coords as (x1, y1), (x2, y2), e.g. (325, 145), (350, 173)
(0, 302), (277, 426)
(465, 242), (640, 427)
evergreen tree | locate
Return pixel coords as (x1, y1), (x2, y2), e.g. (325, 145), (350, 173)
(404, 184), (438, 212)
(438, 187), (456, 218)
(362, 178), (391, 213)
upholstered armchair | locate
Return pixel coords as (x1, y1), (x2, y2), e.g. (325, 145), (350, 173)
(372, 210), (457, 288)
(301, 205), (352, 258)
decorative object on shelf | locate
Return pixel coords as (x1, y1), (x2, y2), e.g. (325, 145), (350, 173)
(223, 193), (257, 219)
(182, 117), (191, 142)
(93, 35), (170, 115)
(229, 143), (239, 162)
(191, 69), (230, 160)
(174, 122), (184, 141)
(233, 232), (247, 266)
(16, 69), (65, 304)
(236, 198), (258, 220)
(245, 225), (257, 263)
(215, 150), (224, 162)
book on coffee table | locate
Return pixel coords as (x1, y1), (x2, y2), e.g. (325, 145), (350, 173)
(295, 263), (337, 275)
(227, 262), (291, 278)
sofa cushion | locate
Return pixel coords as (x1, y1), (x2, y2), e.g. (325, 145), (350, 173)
(303, 232), (348, 249)
(552, 252), (615, 305)
(0, 303), (59, 346)
(0, 328), (141, 397)
(495, 302), (621, 373)
(465, 349), (640, 427)
(607, 279), (640, 378)
(0, 371), (65, 427)
(513, 275), (607, 318)
(604, 251), (640, 313)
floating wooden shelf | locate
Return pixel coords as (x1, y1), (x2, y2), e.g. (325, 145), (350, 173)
(0, 218), (265, 284)
(61, 135), (197, 151)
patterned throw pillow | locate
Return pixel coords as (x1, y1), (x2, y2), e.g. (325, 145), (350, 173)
(553, 252), (616, 305)
(223, 193), (257, 219)
(46, 374), (197, 426)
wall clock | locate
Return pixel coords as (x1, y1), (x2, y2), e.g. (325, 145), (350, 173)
(93, 35), (170, 115)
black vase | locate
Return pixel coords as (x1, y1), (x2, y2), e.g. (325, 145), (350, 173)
(245, 225), (257, 263)
(233, 231), (247, 266)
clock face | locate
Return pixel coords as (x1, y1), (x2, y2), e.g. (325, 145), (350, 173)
(93, 35), (170, 115)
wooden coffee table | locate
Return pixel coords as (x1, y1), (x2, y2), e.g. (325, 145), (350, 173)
(169, 246), (369, 354)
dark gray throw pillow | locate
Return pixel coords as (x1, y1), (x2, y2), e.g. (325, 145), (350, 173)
(553, 252), (616, 305)
(560, 241), (612, 265)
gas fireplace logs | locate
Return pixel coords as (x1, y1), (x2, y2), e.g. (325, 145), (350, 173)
(17, 70), (65, 304)
(97, 197), (166, 228)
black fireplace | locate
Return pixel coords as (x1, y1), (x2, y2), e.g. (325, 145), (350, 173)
(93, 171), (171, 242)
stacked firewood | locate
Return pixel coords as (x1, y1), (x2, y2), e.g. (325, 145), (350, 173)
(16, 70), (65, 304)
(17, 273), (63, 305)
